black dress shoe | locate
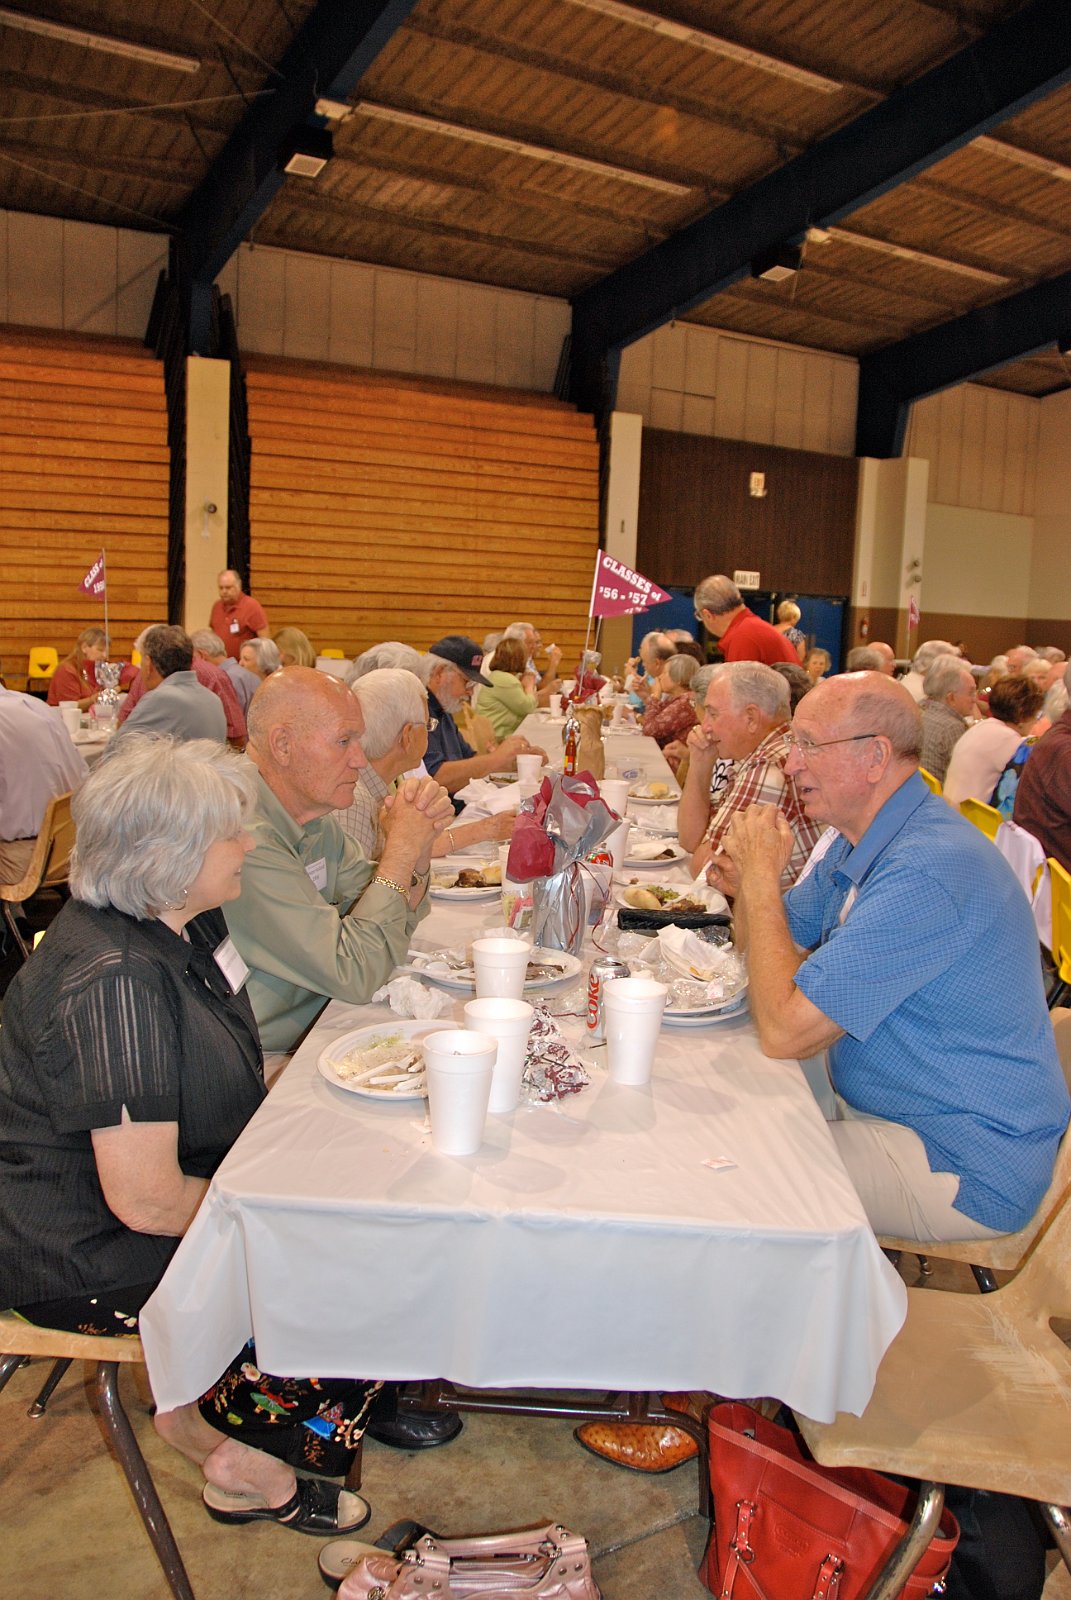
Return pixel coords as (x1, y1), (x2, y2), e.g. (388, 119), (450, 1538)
(365, 1407), (464, 1450)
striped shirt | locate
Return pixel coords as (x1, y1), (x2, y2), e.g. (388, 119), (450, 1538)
(702, 724), (824, 888)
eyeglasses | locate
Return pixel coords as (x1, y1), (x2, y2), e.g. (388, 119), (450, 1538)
(412, 716), (438, 733)
(787, 732), (882, 756)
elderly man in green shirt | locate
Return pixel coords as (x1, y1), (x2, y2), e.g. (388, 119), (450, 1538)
(225, 667), (452, 1056)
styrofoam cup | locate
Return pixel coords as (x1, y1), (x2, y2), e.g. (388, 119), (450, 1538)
(603, 818), (632, 874)
(58, 703), (80, 736)
(603, 977), (668, 1086)
(472, 936), (533, 999)
(599, 778), (630, 817)
(463, 998), (534, 1113)
(515, 753), (543, 785)
(422, 1029), (497, 1154)
(549, 693), (563, 716)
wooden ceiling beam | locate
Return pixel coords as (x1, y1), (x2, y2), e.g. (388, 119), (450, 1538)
(568, 0), (1071, 416)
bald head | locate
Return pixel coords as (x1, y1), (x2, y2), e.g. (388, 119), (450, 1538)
(247, 667), (367, 823)
(868, 641), (896, 674)
(808, 671), (922, 758)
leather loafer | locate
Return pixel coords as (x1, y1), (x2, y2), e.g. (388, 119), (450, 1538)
(574, 1420), (699, 1473)
(366, 1407), (463, 1450)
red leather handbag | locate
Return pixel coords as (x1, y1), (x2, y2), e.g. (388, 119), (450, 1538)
(700, 1403), (959, 1600)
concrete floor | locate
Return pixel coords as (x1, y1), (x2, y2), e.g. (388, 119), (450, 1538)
(2, 1254), (1069, 1600)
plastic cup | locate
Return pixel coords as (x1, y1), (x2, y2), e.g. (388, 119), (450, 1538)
(603, 818), (632, 874)
(463, 997), (534, 1113)
(603, 977), (668, 1086)
(549, 693), (563, 716)
(422, 1029), (497, 1154)
(515, 753), (543, 786)
(472, 936), (533, 999)
(600, 778), (630, 817)
(57, 703), (80, 737)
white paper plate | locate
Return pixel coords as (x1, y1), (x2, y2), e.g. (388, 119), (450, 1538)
(615, 882), (695, 910)
(318, 1020), (434, 1100)
(623, 840), (687, 869)
(660, 940), (744, 984)
(628, 786), (681, 805)
(416, 946), (583, 994)
(663, 993), (749, 1028)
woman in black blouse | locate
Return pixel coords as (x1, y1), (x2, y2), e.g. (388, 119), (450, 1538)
(0, 737), (374, 1536)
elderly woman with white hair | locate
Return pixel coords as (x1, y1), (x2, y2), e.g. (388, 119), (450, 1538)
(640, 651), (700, 772)
(239, 636), (282, 679)
(0, 736), (376, 1537)
(342, 668), (514, 857)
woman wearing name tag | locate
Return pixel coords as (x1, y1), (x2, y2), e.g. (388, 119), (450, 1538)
(0, 736), (376, 1536)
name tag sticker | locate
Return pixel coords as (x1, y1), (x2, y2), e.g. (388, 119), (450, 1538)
(230, 619), (240, 633)
(306, 856), (328, 891)
(214, 936), (250, 993)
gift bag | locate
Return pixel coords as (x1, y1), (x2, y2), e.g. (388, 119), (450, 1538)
(506, 774), (617, 954)
(700, 1403), (959, 1600)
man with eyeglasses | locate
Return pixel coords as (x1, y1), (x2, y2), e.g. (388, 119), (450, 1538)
(680, 662), (823, 890)
(722, 671), (1069, 1245)
(693, 574), (799, 666)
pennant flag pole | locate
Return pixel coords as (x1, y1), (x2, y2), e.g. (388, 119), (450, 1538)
(78, 549), (109, 651)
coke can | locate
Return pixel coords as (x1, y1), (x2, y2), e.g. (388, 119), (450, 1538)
(586, 955), (630, 1042)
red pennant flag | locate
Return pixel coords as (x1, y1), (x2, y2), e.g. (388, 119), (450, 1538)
(79, 551), (106, 597)
(590, 551), (671, 618)
(907, 594), (920, 630)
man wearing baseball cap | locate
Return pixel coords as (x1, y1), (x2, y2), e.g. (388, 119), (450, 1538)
(421, 635), (543, 797)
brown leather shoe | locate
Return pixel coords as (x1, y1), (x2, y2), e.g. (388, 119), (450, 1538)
(574, 1420), (699, 1473)
(661, 1390), (717, 1424)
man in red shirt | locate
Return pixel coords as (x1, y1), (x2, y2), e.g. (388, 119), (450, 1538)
(210, 569), (269, 661)
(694, 574), (800, 666)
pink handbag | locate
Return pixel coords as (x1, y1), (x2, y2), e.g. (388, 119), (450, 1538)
(338, 1525), (602, 1600)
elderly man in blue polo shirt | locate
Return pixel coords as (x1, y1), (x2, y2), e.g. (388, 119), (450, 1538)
(726, 670), (1069, 1242)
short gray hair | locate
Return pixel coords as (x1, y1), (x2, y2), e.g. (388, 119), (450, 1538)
(347, 641), (424, 683)
(708, 660), (790, 721)
(664, 653), (698, 689)
(243, 638), (281, 674)
(691, 664), (718, 705)
(847, 646), (883, 672)
(924, 653), (972, 702)
(1035, 646), (1066, 663)
(350, 668), (427, 760)
(844, 686), (922, 761)
(911, 638), (954, 673)
(70, 736), (256, 919)
(190, 628), (225, 658)
(694, 575), (742, 617)
(505, 621), (534, 641)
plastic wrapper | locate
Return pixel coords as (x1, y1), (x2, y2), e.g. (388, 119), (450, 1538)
(506, 772), (619, 954)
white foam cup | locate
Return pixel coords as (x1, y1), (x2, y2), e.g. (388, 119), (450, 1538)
(422, 1029), (497, 1154)
(472, 936), (533, 1000)
(603, 818), (632, 874)
(58, 702), (80, 736)
(599, 778), (630, 817)
(549, 693), (563, 716)
(603, 977), (668, 1086)
(515, 753), (543, 786)
(463, 998), (534, 1113)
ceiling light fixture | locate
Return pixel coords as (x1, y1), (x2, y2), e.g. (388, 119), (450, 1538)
(0, 6), (200, 72)
(751, 243), (803, 283)
(314, 97), (354, 123)
(563, 0), (841, 92)
(279, 127), (333, 178)
(352, 101), (692, 196)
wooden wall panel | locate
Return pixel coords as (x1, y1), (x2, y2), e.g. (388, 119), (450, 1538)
(245, 358), (600, 661)
(0, 325), (169, 683)
(637, 429), (858, 596)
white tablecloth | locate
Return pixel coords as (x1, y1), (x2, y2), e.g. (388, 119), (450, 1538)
(141, 893), (906, 1422)
(517, 714), (675, 790)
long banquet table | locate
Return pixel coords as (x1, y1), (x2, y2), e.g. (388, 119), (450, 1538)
(141, 839), (907, 1423)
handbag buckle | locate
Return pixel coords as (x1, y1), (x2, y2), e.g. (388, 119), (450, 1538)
(730, 1500), (756, 1562)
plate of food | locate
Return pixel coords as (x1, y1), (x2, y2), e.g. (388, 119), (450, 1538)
(628, 781), (681, 805)
(622, 836), (687, 868)
(662, 991), (749, 1028)
(615, 881), (730, 932)
(318, 1020), (432, 1100)
(415, 946), (583, 994)
(429, 860), (502, 900)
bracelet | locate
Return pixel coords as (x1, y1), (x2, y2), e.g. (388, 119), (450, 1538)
(446, 828), (456, 851)
(372, 873), (408, 899)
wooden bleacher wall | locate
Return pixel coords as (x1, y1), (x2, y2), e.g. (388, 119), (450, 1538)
(0, 327), (168, 686)
(243, 358), (601, 665)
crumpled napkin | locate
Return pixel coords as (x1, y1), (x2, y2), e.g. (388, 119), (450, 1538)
(656, 924), (737, 980)
(371, 975), (452, 1019)
(524, 1002), (591, 1101)
(627, 834), (682, 861)
(454, 777), (524, 817)
(630, 803), (679, 834)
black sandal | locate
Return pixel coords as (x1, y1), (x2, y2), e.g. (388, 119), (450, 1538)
(203, 1476), (372, 1536)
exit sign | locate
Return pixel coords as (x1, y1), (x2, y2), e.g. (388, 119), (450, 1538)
(734, 569), (761, 590)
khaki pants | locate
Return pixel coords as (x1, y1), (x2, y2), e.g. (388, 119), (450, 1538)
(0, 837), (35, 882)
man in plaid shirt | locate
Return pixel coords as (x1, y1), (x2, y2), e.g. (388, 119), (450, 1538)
(678, 662), (823, 889)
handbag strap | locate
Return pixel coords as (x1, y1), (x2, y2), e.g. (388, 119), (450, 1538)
(718, 1501), (844, 1600)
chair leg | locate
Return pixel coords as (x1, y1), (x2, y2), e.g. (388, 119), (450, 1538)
(0, 1351), (26, 1396)
(2, 901), (29, 961)
(1040, 1503), (1071, 1573)
(95, 1362), (196, 1600)
(860, 1482), (945, 1600)
(970, 1264), (999, 1293)
(28, 1357), (72, 1417)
